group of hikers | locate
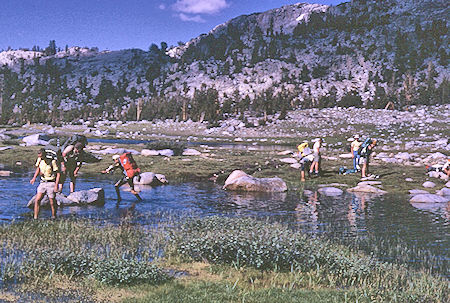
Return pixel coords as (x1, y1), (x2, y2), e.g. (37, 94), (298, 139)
(29, 135), (142, 219)
(297, 135), (378, 182)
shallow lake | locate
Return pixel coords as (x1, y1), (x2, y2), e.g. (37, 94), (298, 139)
(0, 175), (448, 274)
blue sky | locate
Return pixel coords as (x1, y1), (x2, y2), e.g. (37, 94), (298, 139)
(1, 0), (347, 51)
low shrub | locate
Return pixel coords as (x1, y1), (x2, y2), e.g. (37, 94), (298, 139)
(25, 249), (171, 285)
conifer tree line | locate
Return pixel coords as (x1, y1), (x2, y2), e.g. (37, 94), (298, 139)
(0, 4), (448, 125)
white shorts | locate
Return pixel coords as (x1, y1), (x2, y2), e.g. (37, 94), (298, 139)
(37, 182), (56, 198)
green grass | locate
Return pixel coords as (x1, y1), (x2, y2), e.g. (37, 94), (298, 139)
(0, 214), (446, 303)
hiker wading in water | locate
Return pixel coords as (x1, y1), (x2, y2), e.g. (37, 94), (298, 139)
(30, 148), (60, 219)
(101, 153), (142, 203)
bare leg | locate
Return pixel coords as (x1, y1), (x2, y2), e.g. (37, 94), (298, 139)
(301, 170), (306, 182)
(69, 181), (75, 193)
(49, 197), (57, 219)
(34, 192), (44, 219)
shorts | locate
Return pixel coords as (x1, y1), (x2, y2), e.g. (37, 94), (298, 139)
(37, 182), (56, 198)
(115, 176), (135, 190)
(360, 156), (369, 164)
(313, 152), (320, 162)
(300, 158), (312, 171)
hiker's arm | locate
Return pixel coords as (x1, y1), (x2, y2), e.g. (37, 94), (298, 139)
(54, 172), (60, 192)
(30, 166), (40, 184)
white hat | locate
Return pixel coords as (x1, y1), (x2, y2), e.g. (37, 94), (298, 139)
(112, 155), (120, 160)
(354, 134), (360, 139)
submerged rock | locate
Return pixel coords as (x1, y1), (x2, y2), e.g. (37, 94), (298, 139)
(223, 170), (287, 192)
(0, 170), (13, 177)
(318, 187), (343, 196)
(27, 188), (105, 208)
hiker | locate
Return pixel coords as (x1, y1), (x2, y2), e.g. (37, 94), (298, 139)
(30, 148), (60, 219)
(59, 142), (85, 193)
(310, 138), (322, 176)
(297, 141), (315, 182)
(359, 139), (377, 179)
(443, 159), (450, 177)
(101, 153), (142, 202)
(350, 135), (362, 171)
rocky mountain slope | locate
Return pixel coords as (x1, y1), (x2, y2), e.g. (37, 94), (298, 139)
(0, 0), (448, 124)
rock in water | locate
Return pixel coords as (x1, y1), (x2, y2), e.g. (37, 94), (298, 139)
(223, 170), (287, 192)
(347, 184), (387, 194)
(27, 188), (105, 208)
(67, 188), (105, 205)
(133, 172), (168, 186)
(318, 187), (343, 196)
(409, 194), (449, 203)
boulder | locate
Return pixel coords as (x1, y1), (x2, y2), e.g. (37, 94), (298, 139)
(133, 172), (168, 186)
(67, 188), (105, 205)
(422, 181), (436, 188)
(141, 149), (160, 156)
(318, 187), (343, 196)
(27, 189), (104, 208)
(409, 189), (429, 195)
(446, 181), (450, 188)
(278, 150), (293, 156)
(280, 158), (298, 164)
(0, 170), (13, 177)
(405, 178), (414, 182)
(436, 187), (450, 196)
(347, 184), (387, 194)
(358, 181), (382, 186)
(94, 148), (139, 155)
(395, 152), (412, 161)
(0, 146), (13, 151)
(182, 148), (201, 156)
(158, 149), (174, 157)
(409, 194), (449, 203)
(22, 134), (50, 146)
(290, 163), (301, 169)
(223, 170), (287, 192)
(339, 153), (353, 159)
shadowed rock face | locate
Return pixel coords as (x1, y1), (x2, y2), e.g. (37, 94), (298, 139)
(27, 188), (105, 208)
(223, 170), (287, 192)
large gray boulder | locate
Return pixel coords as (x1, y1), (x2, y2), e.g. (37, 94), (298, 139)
(318, 187), (343, 196)
(133, 172), (168, 186)
(409, 194), (449, 203)
(436, 187), (450, 196)
(223, 170), (287, 192)
(67, 188), (105, 205)
(22, 134), (50, 146)
(182, 148), (201, 156)
(27, 188), (105, 208)
(422, 181), (436, 188)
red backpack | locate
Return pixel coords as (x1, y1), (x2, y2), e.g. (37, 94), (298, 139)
(119, 152), (141, 178)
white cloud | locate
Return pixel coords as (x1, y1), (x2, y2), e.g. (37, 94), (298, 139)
(177, 13), (206, 23)
(159, 4), (167, 10)
(172, 0), (229, 15)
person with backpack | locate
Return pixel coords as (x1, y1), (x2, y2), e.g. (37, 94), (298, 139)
(350, 135), (363, 171)
(59, 142), (85, 193)
(309, 138), (322, 176)
(101, 153), (142, 203)
(29, 148), (60, 219)
(297, 141), (315, 182)
(359, 139), (377, 179)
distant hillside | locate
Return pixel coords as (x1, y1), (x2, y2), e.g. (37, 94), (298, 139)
(0, 0), (448, 125)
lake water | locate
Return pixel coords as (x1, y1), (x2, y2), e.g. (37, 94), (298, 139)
(0, 175), (448, 275)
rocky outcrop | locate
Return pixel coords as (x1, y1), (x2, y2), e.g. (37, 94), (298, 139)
(223, 170), (287, 192)
(133, 172), (168, 186)
(27, 188), (105, 208)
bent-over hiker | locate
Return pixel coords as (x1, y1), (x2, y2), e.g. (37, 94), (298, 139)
(59, 142), (85, 193)
(30, 148), (60, 219)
